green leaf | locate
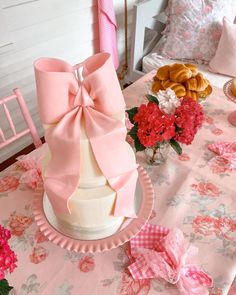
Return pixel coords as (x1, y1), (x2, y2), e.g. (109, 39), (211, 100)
(170, 139), (182, 155)
(0, 279), (13, 295)
(126, 107), (138, 124)
(134, 137), (146, 152)
(174, 123), (182, 133)
(128, 125), (138, 140)
(146, 94), (159, 105)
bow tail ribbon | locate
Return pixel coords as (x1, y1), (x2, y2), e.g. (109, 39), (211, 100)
(44, 106), (137, 217)
(84, 107), (138, 217)
(44, 107), (82, 214)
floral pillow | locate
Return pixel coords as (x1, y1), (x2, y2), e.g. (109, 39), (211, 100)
(155, 0), (236, 64)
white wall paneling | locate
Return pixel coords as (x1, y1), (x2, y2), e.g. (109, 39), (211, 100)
(0, 0), (136, 163)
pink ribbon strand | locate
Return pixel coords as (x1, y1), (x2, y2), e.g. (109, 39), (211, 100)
(34, 53), (137, 216)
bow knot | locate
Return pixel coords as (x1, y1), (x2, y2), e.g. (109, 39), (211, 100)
(74, 85), (94, 108)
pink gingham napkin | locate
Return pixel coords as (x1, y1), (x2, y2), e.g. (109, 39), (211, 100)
(208, 142), (236, 170)
(128, 224), (212, 295)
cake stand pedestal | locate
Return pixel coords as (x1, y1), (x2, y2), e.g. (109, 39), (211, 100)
(223, 79), (236, 127)
(33, 165), (154, 253)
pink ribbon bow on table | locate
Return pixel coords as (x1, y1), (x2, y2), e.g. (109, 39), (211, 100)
(128, 224), (213, 295)
(98, 0), (119, 69)
(34, 53), (137, 216)
(208, 142), (236, 170)
(16, 155), (42, 190)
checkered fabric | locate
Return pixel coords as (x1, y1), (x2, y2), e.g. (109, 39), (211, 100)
(128, 224), (213, 294)
(208, 141), (236, 169)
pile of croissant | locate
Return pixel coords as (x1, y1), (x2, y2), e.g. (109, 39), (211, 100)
(151, 63), (212, 101)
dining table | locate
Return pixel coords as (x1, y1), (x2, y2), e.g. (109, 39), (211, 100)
(0, 70), (236, 295)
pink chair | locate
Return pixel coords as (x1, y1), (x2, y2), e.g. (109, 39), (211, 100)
(0, 88), (42, 149)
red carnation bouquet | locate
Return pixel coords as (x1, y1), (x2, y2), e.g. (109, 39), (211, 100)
(0, 225), (17, 295)
(126, 89), (204, 160)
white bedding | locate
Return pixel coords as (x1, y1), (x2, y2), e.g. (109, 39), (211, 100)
(142, 53), (231, 88)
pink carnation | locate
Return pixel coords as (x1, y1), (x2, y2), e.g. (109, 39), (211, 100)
(0, 225), (17, 280)
(174, 97), (204, 145)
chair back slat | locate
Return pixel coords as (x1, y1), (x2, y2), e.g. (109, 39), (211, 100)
(0, 88), (42, 150)
(3, 103), (17, 135)
(0, 128), (6, 142)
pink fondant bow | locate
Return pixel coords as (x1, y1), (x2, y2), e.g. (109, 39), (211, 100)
(34, 53), (137, 216)
(208, 141), (236, 170)
(128, 224), (213, 295)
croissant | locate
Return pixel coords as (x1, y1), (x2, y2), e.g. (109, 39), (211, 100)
(231, 78), (236, 97)
(186, 90), (198, 101)
(151, 79), (164, 93)
(156, 65), (170, 81)
(185, 73), (209, 92)
(162, 80), (186, 97)
(169, 64), (192, 83)
(197, 84), (213, 98)
(184, 63), (198, 77)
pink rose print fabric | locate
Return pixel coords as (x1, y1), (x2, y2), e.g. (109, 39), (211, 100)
(0, 73), (236, 294)
(0, 175), (19, 193)
(154, 0), (236, 63)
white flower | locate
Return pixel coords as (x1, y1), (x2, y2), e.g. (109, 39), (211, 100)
(155, 88), (180, 114)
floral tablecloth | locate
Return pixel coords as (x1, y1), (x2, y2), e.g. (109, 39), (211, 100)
(0, 71), (236, 295)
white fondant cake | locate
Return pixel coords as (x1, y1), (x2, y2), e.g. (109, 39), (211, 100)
(35, 53), (138, 241)
(43, 111), (136, 240)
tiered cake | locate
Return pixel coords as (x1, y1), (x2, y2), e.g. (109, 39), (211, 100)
(34, 53), (138, 240)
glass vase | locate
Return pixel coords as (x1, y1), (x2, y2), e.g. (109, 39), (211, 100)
(144, 142), (170, 166)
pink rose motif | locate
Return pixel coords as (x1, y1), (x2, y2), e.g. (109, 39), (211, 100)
(0, 175), (19, 193)
(211, 128), (223, 135)
(205, 116), (214, 124)
(119, 272), (150, 295)
(192, 216), (220, 236)
(174, 6), (184, 15)
(8, 214), (33, 237)
(203, 5), (213, 14)
(78, 256), (95, 272)
(30, 246), (48, 264)
(210, 287), (223, 295)
(191, 182), (220, 197)
(34, 229), (48, 243)
(218, 217), (236, 242)
(210, 157), (230, 174)
(178, 153), (190, 161)
(182, 31), (192, 40)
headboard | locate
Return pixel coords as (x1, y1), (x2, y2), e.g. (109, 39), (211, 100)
(128, 0), (168, 82)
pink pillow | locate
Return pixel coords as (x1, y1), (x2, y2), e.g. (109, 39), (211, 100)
(209, 17), (236, 77)
(155, 0), (236, 63)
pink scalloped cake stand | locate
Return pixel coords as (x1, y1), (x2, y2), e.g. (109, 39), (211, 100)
(33, 165), (154, 253)
(223, 79), (236, 127)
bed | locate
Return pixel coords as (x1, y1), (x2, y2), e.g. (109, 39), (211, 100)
(128, 0), (231, 88)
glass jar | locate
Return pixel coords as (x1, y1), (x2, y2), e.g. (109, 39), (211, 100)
(144, 142), (170, 165)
